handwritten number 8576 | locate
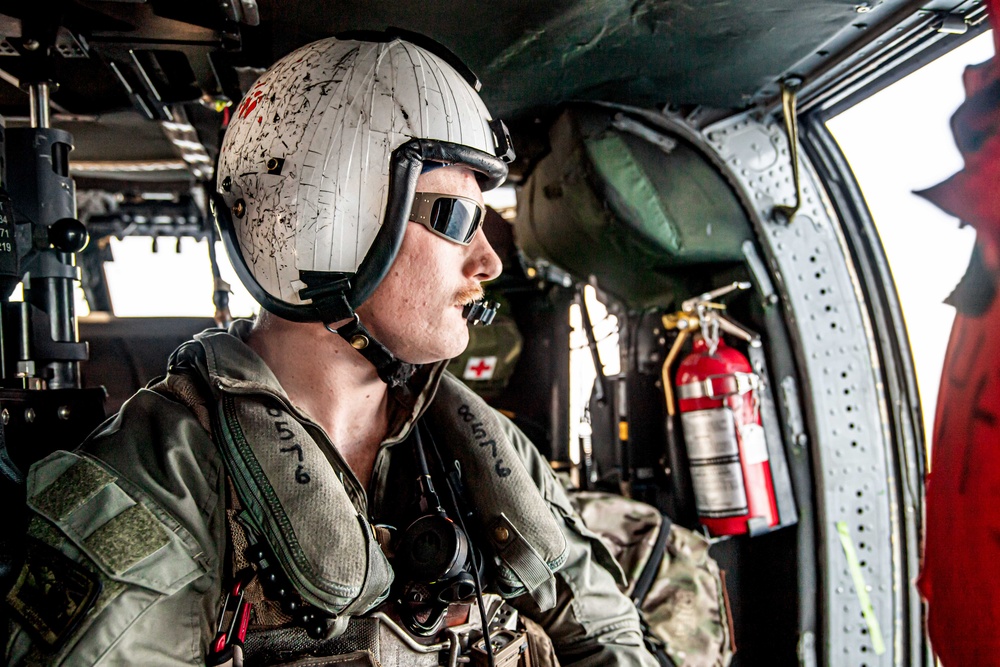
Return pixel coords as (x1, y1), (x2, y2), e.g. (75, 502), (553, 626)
(269, 410), (311, 484)
(458, 404), (511, 478)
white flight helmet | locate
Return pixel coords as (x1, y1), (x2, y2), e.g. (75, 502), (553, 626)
(214, 32), (513, 329)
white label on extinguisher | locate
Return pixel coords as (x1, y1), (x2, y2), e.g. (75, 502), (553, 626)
(680, 408), (739, 459)
(690, 463), (749, 517)
(738, 423), (769, 465)
(681, 408), (749, 517)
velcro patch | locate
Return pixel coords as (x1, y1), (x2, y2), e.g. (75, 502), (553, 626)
(32, 458), (115, 522)
(84, 503), (170, 575)
(5, 537), (102, 650)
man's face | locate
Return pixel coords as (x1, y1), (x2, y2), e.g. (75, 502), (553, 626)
(356, 165), (503, 364)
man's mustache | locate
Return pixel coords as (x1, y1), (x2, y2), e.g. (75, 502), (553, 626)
(455, 283), (484, 306)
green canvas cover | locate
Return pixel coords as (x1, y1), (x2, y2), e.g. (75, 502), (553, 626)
(514, 107), (754, 306)
(446, 300), (523, 401)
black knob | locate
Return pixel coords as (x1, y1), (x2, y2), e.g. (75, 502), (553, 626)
(246, 545), (266, 563)
(307, 622), (326, 640)
(49, 218), (88, 253)
(282, 599), (299, 614)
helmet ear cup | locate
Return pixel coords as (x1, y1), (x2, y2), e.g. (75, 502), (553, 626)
(211, 192), (327, 322)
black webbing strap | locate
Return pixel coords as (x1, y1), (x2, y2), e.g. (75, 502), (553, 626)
(299, 271), (415, 388)
(332, 316), (416, 389)
(630, 513), (672, 606)
(0, 424), (22, 487)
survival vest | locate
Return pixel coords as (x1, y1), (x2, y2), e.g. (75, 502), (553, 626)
(161, 337), (571, 634)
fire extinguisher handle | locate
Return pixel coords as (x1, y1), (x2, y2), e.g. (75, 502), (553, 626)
(681, 281), (751, 312)
(716, 314), (761, 346)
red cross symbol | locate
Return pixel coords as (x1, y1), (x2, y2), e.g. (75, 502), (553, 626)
(469, 359), (493, 377)
(464, 356), (498, 380)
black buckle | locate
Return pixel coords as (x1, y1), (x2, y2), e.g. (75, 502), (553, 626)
(489, 119), (516, 163)
(298, 271), (355, 322)
(298, 271), (352, 302)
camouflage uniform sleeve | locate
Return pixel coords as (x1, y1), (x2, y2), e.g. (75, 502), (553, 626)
(496, 411), (659, 667)
(5, 389), (226, 666)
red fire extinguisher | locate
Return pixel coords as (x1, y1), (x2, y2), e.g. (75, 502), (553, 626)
(662, 282), (779, 536)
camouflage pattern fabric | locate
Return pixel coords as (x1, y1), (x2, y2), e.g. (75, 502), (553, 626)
(569, 491), (733, 667)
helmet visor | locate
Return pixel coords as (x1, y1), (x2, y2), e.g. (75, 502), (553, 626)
(408, 193), (485, 245)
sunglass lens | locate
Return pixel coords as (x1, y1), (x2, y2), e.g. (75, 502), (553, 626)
(430, 198), (482, 243)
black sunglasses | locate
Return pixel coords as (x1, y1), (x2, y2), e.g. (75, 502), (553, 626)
(408, 193), (485, 245)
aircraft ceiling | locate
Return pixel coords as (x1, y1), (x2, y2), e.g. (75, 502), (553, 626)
(0, 0), (982, 181)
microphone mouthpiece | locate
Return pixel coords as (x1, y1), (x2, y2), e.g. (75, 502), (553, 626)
(462, 299), (499, 326)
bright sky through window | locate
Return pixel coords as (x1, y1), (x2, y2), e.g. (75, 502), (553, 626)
(827, 30), (995, 443)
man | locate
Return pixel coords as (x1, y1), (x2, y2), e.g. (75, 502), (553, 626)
(5, 34), (657, 666)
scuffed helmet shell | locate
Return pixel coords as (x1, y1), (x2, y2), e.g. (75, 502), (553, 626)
(217, 37), (499, 307)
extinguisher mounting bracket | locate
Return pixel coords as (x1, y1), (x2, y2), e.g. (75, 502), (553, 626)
(680, 281), (751, 313)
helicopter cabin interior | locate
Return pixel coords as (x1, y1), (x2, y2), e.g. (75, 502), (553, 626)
(0, 1), (992, 665)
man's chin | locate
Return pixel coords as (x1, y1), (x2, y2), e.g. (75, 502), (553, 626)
(437, 326), (471, 363)
(395, 327), (470, 366)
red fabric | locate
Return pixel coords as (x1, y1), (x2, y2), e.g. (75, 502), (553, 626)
(915, 97), (1000, 258)
(919, 290), (1000, 665)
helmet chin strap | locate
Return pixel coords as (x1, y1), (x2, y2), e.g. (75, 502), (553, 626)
(326, 298), (500, 389)
(326, 315), (417, 389)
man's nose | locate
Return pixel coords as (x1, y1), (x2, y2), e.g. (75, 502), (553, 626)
(468, 227), (503, 282)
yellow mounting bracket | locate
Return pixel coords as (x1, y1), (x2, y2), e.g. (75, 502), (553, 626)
(661, 312), (700, 417)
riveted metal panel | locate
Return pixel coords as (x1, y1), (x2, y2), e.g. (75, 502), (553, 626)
(702, 114), (900, 666)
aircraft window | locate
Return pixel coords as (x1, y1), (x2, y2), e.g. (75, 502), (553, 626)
(92, 185), (518, 319)
(826, 29), (995, 441)
(102, 237), (257, 317)
(7, 281), (90, 318)
(568, 285), (620, 470)
(483, 185), (517, 219)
